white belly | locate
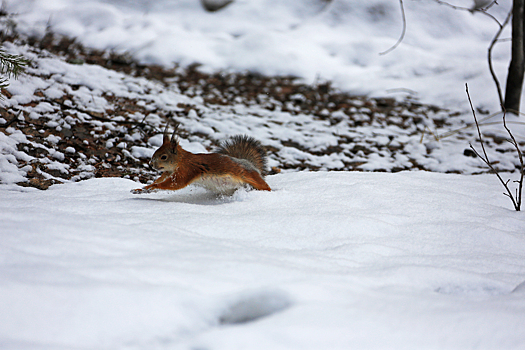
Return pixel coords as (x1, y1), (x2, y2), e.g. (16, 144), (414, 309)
(194, 174), (246, 195)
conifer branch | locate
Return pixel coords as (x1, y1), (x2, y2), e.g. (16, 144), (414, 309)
(0, 48), (30, 90)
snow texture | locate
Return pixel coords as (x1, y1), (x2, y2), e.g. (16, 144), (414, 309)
(1, 1), (525, 348)
(7, 0), (515, 111)
(0, 172), (524, 349)
(1, 35), (524, 187)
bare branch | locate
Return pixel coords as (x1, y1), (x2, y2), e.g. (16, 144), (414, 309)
(488, 9), (512, 109)
(502, 112), (524, 210)
(432, 0), (502, 27)
(432, 0), (470, 11)
(380, 0), (406, 55)
(382, 1), (503, 56)
(466, 83), (520, 211)
(467, 84), (491, 164)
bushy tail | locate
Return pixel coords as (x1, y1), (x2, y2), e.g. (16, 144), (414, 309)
(217, 135), (268, 176)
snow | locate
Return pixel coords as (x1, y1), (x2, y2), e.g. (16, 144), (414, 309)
(1, 172), (524, 349)
(2, 1), (525, 348)
(3, 0), (523, 186)
(5, 34), (523, 185)
(7, 0), (514, 112)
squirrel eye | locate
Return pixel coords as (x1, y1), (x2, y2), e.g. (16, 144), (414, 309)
(160, 155), (168, 160)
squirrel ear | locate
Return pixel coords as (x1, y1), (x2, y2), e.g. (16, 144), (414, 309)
(169, 122), (180, 150)
(170, 122), (179, 142)
(162, 123), (170, 144)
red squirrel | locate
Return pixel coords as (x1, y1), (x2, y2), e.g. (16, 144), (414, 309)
(131, 123), (271, 195)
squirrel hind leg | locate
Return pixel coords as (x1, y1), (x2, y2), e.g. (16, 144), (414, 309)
(245, 172), (271, 192)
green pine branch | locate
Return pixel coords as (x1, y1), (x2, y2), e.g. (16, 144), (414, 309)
(0, 48), (30, 90)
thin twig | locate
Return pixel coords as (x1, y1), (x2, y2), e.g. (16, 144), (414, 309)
(0, 110), (22, 129)
(432, 0), (502, 27)
(129, 113), (157, 140)
(438, 119), (525, 140)
(466, 83), (520, 210)
(380, 0), (406, 55)
(502, 112), (524, 210)
(488, 8), (512, 109)
(383, 0), (501, 56)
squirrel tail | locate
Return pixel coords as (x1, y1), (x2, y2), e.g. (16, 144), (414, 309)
(216, 135), (268, 176)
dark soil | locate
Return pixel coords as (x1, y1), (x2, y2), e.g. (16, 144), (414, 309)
(1, 25), (461, 190)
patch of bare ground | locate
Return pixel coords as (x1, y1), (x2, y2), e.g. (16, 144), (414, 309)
(1, 24), (477, 190)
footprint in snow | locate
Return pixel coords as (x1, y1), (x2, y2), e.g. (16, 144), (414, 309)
(218, 289), (292, 325)
(512, 281), (525, 294)
(435, 284), (507, 296)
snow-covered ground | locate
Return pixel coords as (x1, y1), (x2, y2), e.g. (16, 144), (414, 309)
(2, 1), (525, 349)
(1, 32), (524, 186)
(2, 0), (523, 184)
(1, 172), (525, 349)
(7, 0), (514, 112)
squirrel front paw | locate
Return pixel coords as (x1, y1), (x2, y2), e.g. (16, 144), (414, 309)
(131, 188), (151, 194)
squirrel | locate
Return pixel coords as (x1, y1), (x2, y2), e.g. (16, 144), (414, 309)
(131, 123), (271, 195)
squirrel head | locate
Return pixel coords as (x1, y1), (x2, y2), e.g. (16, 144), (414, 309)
(150, 123), (181, 172)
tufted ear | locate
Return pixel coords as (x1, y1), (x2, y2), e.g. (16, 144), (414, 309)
(169, 122), (180, 150)
(170, 122), (180, 143)
(162, 121), (180, 147)
(162, 123), (171, 144)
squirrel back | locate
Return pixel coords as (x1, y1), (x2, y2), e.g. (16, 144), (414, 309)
(216, 135), (268, 176)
